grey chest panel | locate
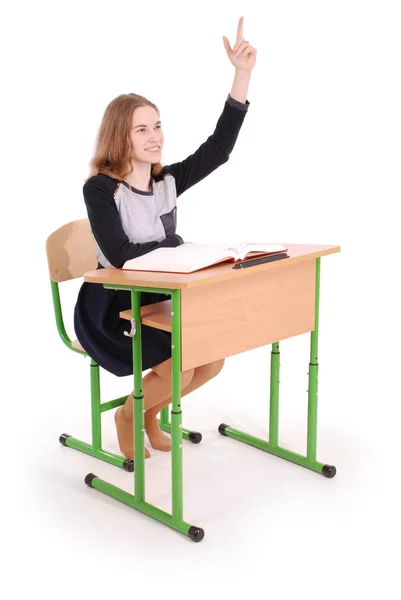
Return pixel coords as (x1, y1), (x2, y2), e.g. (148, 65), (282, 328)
(95, 175), (178, 268)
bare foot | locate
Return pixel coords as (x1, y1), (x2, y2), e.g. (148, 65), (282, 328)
(145, 413), (172, 451)
(114, 407), (151, 460)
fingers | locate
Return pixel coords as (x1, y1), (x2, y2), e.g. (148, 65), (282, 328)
(222, 35), (232, 51)
(233, 39), (242, 52)
(236, 16), (244, 43)
(233, 40), (250, 56)
(224, 16), (248, 55)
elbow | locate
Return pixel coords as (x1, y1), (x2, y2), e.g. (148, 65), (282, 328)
(100, 250), (124, 269)
(111, 256), (125, 269)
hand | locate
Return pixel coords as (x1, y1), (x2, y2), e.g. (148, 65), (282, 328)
(222, 16), (257, 72)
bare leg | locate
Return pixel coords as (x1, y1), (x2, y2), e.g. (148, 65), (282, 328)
(145, 358), (226, 449)
(114, 401), (151, 459)
(114, 360), (195, 459)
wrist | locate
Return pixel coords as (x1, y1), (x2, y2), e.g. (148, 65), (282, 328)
(230, 69), (251, 104)
(234, 68), (251, 77)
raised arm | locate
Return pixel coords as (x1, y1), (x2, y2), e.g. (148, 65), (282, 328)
(161, 94), (249, 197)
(162, 16), (257, 198)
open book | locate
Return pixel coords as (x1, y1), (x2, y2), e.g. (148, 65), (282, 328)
(122, 241), (288, 274)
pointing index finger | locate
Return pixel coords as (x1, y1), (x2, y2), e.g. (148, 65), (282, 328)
(236, 16), (244, 42)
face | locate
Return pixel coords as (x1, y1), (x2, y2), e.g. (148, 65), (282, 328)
(130, 105), (164, 164)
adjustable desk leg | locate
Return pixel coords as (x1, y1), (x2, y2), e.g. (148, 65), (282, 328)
(307, 258), (320, 463)
(158, 297), (203, 445)
(84, 287), (205, 542)
(170, 289), (183, 523)
(132, 289), (146, 504)
(169, 290), (204, 540)
(269, 342), (280, 448)
(219, 257), (337, 478)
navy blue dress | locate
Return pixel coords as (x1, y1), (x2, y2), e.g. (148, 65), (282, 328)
(74, 265), (172, 377)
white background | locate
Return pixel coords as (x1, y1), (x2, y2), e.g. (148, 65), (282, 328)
(2, 0), (400, 597)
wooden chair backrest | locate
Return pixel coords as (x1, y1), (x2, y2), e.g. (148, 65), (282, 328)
(46, 218), (97, 283)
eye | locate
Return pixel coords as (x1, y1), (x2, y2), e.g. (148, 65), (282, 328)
(137, 125), (161, 132)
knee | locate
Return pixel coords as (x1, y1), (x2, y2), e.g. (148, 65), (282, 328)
(215, 358), (225, 376)
(204, 358), (225, 379)
(152, 358), (194, 388)
(167, 367), (194, 389)
(181, 367), (195, 388)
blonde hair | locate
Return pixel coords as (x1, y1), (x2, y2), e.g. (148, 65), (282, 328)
(86, 93), (164, 181)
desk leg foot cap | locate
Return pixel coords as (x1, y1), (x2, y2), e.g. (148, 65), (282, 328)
(85, 473), (97, 487)
(59, 433), (71, 446)
(218, 423), (229, 436)
(123, 459), (134, 472)
(188, 431), (202, 444)
(188, 526), (205, 542)
(322, 464), (336, 478)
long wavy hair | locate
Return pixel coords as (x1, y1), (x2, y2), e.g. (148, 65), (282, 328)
(86, 93), (164, 181)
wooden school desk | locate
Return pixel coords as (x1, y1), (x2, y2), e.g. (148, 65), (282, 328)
(82, 242), (340, 542)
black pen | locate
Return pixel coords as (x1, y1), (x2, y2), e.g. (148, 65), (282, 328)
(232, 252), (289, 269)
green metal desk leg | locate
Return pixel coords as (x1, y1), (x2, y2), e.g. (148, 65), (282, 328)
(170, 290), (204, 540)
(269, 342), (280, 449)
(159, 300), (202, 445)
(171, 289), (183, 523)
(306, 258), (336, 477)
(85, 286), (205, 541)
(132, 289), (146, 504)
(218, 257), (336, 478)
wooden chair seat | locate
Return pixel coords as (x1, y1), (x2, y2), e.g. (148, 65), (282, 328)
(120, 299), (172, 333)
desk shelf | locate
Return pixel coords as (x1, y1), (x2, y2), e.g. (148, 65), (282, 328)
(120, 300), (172, 333)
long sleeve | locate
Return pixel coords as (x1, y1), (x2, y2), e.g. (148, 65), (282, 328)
(162, 94), (250, 197)
(83, 177), (183, 268)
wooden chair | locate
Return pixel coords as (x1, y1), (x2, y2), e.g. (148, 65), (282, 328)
(45, 219), (201, 472)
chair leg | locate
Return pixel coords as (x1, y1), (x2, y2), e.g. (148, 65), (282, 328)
(58, 359), (134, 472)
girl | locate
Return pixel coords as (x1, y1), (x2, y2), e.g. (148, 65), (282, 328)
(74, 17), (257, 460)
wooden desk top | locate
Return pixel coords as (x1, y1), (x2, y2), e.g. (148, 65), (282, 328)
(83, 243), (340, 289)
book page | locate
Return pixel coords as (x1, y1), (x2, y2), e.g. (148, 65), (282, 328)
(122, 242), (237, 273)
(235, 242), (287, 260)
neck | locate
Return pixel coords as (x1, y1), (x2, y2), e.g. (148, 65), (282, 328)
(124, 163), (152, 192)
